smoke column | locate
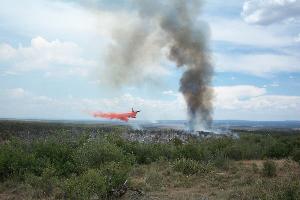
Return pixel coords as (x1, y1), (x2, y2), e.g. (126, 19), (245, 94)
(103, 0), (213, 130)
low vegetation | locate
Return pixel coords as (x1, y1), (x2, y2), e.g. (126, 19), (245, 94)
(0, 124), (300, 199)
(262, 160), (277, 177)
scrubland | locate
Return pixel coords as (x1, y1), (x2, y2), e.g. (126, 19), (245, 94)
(0, 123), (300, 199)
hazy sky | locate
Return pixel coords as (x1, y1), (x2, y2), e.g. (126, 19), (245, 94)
(0, 0), (300, 121)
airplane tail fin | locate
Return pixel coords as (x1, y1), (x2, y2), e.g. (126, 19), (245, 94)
(132, 108), (140, 113)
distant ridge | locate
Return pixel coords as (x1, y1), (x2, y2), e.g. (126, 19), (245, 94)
(1, 118), (300, 129)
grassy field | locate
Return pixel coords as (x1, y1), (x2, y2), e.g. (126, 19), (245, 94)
(0, 121), (300, 199)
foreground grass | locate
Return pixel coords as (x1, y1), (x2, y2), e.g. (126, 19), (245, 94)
(0, 128), (300, 199)
(126, 159), (300, 200)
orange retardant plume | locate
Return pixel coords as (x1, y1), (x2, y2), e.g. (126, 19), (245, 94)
(90, 108), (140, 122)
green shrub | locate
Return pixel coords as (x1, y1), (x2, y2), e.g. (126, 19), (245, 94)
(173, 158), (210, 175)
(171, 137), (183, 146)
(105, 133), (126, 147)
(145, 169), (165, 191)
(25, 167), (59, 197)
(176, 143), (204, 161)
(32, 140), (76, 176)
(155, 144), (176, 161)
(252, 163), (258, 173)
(206, 138), (233, 154)
(292, 149), (300, 163)
(75, 139), (125, 169)
(122, 142), (174, 164)
(135, 144), (161, 164)
(266, 142), (289, 158)
(229, 179), (300, 200)
(0, 142), (37, 180)
(276, 181), (300, 200)
(262, 160), (277, 177)
(211, 151), (230, 170)
(236, 134), (266, 159)
(225, 145), (243, 160)
(64, 169), (106, 200)
(100, 161), (130, 193)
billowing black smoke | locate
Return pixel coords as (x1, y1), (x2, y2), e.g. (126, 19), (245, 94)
(100, 0), (213, 130)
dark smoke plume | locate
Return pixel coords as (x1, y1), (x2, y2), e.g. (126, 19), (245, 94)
(105, 0), (214, 130)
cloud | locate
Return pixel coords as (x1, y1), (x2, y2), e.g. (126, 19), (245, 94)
(214, 85), (300, 120)
(214, 85), (300, 111)
(0, 88), (186, 120)
(0, 44), (17, 60)
(208, 11), (300, 77)
(163, 90), (178, 96)
(214, 52), (300, 76)
(241, 0), (300, 25)
(295, 33), (300, 42)
(0, 0), (171, 82)
(0, 0), (99, 41)
(6, 88), (28, 98)
(1, 86), (300, 120)
(209, 18), (294, 47)
(214, 85), (266, 109)
(0, 0), (147, 48)
(0, 36), (96, 76)
(269, 82), (280, 87)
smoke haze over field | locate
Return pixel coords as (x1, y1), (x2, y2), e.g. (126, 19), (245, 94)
(86, 0), (214, 130)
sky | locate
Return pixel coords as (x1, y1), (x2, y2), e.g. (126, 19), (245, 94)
(0, 0), (300, 121)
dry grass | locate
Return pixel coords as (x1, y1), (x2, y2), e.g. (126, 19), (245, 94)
(1, 159), (299, 199)
(124, 159), (300, 200)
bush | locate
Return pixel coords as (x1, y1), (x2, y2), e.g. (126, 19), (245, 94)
(225, 145), (243, 160)
(0, 142), (37, 180)
(100, 161), (130, 193)
(211, 151), (230, 170)
(292, 149), (300, 163)
(235, 134), (266, 160)
(229, 178), (300, 200)
(145, 169), (165, 191)
(172, 158), (204, 175)
(25, 167), (60, 197)
(134, 144), (156, 164)
(206, 138), (233, 154)
(32, 139), (76, 176)
(262, 160), (277, 177)
(105, 133), (126, 147)
(75, 139), (125, 169)
(122, 142), (174, 164)
(276, 181), (300, 200)
(252, 163), (259, 173)
(64, 169), (106, 200)
(266, 142), (289, 158)
(176, 143), (204, 161)
(171, 137), (183, 146)
(64, 161), (130, 199)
